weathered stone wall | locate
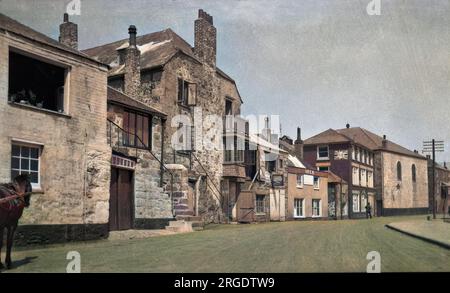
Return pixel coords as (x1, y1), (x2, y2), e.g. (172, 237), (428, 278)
(107, 104), (171, 219)
(382, 152), (428, 209)
(0, 33), (111, 225)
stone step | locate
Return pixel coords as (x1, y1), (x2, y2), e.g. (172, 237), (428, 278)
(174, 210), (195, 216)
(165, 220), (204, 233)
(174, 204), (190, 211)
(175, 215), (202, 222)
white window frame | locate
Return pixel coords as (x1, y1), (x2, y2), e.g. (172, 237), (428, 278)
(312, 199), (322, 217)
(294, 198), (305, 218)
(296, 174), (304, 188)
(313, 176), (320, 190)
(11, 142), (42, 189)
(352, 194), (360, 213)
(317, 145), (329, 160)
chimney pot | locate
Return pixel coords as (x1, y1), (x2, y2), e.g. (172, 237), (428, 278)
(296, 127), (302, 141)
(346, 123), (350, 129)
(63, 13), (69, 23)
(128, 25), (137, 47)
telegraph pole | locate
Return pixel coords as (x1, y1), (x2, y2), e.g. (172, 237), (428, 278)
(423, 139), (445, 220)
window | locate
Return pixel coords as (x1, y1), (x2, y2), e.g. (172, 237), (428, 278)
(353, 167), (359, 185)
(318, 166), (329, 172)
(177, 78), (196, 106)
(412, 164), (416, 183)
(255, 195), (266, 214)
(225, 99), (233, 115)
(312, 199), (321, 217)
(313, 176), (320, 189)
(224, 135), (244, 163)
(123, 110), (151, 148)
(296, 174), (304, 188)
(360, 194), (367, 212)
(352, 146), (356, 160)
(397, 161), (402, 181)
(294, 198), (305, 218)
(317, 145), (329, 160)
(9, 51), (67, 113)
(11, 144), (40, 188)
(352, 193), (360, 212)
(264, 152), (276, 173)
(278, 159), (284, 170)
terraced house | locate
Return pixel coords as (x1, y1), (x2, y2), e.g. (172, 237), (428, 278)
(302, 125), (428, 218)
(83, 9), (245, 227)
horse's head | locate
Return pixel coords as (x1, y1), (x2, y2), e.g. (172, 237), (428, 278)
(13, 174), (32, 207)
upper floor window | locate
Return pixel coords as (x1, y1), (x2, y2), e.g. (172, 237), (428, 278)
(313, 176), (320, 189)
(225, 98), (233, 115)
(296, 174), (304, 188)
(122, 110), (151, 149)
(355, 148), (360, 161)
(412, 164), (416, 183)
(318, 166), (329, 172)
(224, 135), (244, 163)
(177, 78), (196, 106)
(397, 161), (402, 181)
(317, 145), (329, 160)
(11, 143), (41, 188)
(9, 50), (68, 113)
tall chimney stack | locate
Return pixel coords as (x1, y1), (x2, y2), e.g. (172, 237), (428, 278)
(59, 13), (78, 49)
(124, 25), (141, 97)
(294, 127), (304, 160)
(194, 9), (217, 68)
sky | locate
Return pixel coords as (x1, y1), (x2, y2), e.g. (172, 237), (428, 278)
(1, 0), (449, 162)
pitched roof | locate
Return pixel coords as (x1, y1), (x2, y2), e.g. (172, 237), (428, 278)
(83, 28), (197, 75)
(0, 13), (107, 67)
(107, 87), (166, 117)
(328, 171), (347, 184)
(303, 128), (350, 145)
(305, 126), (425, 159)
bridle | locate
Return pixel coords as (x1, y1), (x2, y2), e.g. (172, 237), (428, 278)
(0, 186), (32, 205)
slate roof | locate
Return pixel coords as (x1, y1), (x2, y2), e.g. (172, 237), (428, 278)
(0, 13), (107, 67)
(107, 87), (166, 117)
(83, 27), (243, 102)
(327, 171), (348, 184)
(304, 127), (425, 159)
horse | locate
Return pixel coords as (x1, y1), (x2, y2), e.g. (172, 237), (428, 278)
(0, 174), (32, 270)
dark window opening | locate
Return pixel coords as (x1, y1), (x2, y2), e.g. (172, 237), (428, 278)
(122, 110), (151, 149)
(8, 51), (66, 112)
(225, 99), (233, 115)
(397, 161), (402, 181)
(141, 69), (162, 83)
(108, 76), (125, 92)
(178, 78), (189, 106)
(265, 152), (276, 173)
(245, 147), (257, 178)
(412, 164), (416, 183)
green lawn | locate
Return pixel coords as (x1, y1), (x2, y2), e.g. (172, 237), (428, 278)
(5, 215), (450, 273)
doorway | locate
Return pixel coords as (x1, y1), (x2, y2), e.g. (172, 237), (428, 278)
(109, 167), (134, 231)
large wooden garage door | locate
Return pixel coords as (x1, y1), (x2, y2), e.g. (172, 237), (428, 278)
(109, 167), (134, 231)
(237, 191), (255, 223)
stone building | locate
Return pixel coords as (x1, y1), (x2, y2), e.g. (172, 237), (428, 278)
(427, 160), (450, 216)
(0, 13), (111, 243)
(83, 9), (244, 223)
(107, 86), (170, 230)
(302, 125), (428, 218)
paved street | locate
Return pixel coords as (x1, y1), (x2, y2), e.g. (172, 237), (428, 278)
(4, 215), (450, 273)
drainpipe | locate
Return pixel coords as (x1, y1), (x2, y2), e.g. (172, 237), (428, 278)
(195, 176), (201, 217)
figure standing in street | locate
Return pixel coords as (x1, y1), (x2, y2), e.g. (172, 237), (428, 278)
(365, 202), (372, 219)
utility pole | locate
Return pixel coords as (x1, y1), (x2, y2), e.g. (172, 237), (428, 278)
(423, 139), (445, 220)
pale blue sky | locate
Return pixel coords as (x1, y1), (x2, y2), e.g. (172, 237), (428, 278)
(1, 0), (449, 161)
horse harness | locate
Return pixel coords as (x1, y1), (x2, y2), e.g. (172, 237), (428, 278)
(0, 185), (28, 211)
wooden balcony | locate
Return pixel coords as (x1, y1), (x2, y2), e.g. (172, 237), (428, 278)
(223, 163), (246, 179)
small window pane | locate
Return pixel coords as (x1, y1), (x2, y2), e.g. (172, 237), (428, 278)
(11, 157), (20, 169)
(21, 146), (30, 157)
(12, 145), (20, 156)
(30, 148), (39, 159)
(21, 159), (29, 170)
(30, 172), (38, 184)
(30, 160), (39, 171)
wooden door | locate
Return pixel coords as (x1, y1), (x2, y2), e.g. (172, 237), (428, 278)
(109, 167), (134, 231)
(237, 191), (255, 222)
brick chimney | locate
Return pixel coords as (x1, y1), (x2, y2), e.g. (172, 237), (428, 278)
(124, 25), (141, 97)
(382, 135), (387, 148)
(294, 127), (304, 160)
(59, 13), (78, 49)
(194, 9), (217, 68)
